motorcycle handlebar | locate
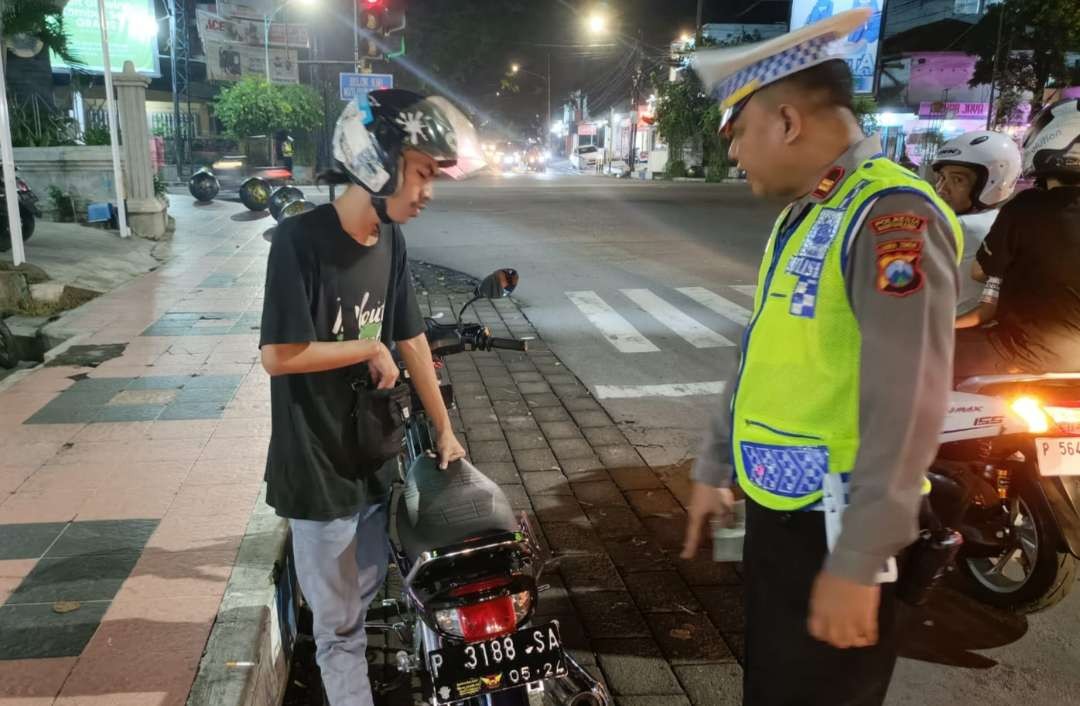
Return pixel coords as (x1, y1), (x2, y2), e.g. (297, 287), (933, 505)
(489, 337), (528, 352)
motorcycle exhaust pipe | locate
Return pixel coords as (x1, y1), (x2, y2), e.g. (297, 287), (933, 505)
(547, 653), (611, 706)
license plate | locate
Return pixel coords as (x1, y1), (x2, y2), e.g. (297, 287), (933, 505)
(429, 622), (566, 704)
(1035, 438), (1080, 476)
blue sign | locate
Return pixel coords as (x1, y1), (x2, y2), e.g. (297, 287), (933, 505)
(339, 73), (394, 101)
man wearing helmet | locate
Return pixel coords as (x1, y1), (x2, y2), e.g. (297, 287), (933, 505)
(929, 130), (1021, 319)
(953, 98), (1080, 379)
(258, 90), (476, 705)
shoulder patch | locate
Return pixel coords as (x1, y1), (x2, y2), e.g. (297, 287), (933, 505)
(812, 166), (845, 200)
(875, 239), (924, 297)
(870, 213), (927, 235)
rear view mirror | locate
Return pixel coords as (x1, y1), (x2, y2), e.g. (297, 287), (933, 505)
(475, 268), (519, 299)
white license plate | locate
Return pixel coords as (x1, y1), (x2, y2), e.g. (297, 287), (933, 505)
(1035, 438), (1080, 476)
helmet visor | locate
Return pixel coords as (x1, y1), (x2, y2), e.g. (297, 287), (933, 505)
(423, 96), (485, 180)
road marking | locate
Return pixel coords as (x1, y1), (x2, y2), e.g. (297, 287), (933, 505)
(566, 291), (659, 353)
(621, 289), (734, 348)
(676, 287), (752, 327)
(732, 285), (758, 298)
(594, 381), (728, 399)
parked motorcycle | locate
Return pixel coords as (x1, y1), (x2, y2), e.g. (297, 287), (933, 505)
(929, 373), (1080, 613)
(280, 269), (610, 706)
(0, 171), (41, 253)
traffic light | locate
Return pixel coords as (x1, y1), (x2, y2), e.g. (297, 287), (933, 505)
(360, 0), (384, 58)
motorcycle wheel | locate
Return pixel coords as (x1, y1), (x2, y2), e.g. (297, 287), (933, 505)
(0, 319), (16, 369)
(960, 472), (1078, 613)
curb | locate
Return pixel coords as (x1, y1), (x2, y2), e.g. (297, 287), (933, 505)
(187, 488), (291, 706)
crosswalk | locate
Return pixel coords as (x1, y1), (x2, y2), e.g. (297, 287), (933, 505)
(566, 285), (755, 354)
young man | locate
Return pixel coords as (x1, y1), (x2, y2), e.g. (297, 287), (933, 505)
(259, 90), (475, 705)
(683, 10), (962, 705)
(928, 130), (1021, 319)
(954, 98), (1080, 378)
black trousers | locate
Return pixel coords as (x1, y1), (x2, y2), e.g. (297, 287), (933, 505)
(743, 499), (899, 706)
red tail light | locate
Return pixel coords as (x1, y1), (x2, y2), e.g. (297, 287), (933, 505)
(458, 596), (517, 642)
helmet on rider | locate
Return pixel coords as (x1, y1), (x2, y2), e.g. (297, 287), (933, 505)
(932, 130), (1021, 213)
(329, 89), (479, 222)
(1022, 98), (1080, 186)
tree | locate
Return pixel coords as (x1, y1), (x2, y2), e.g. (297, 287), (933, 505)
(964, 0), (1080, 123)
(214, 79), (323, 138)
(652, 68), (711, 177)
(1, 0), (81, 69)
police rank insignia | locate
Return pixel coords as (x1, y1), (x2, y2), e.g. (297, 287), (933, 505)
(875, 239), (924, 297)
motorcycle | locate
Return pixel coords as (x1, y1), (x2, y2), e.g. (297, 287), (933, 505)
(929, 373), (1080, 613)
(282, 269), (610, 706)
(0, 170), (41, 253)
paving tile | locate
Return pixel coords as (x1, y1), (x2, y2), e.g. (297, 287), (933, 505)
(522, 470), (571, 496)
(531, 406), (572, 423)
(94, 404), (167, 423)
(677, 556), (743, 587)
(459, 408), (498, 426)
(456, 394), (494, 410)
(469, 440), (513, 463)
(517, 382), (552, 395)
(540, 521), (604, 555)
(529, 495), (588, 523)
(586, 506), (648, 539)
(513, 447), (560, 472)
(510, 372), (544, 383)
(597, 445), (647, 469)
(673, 663), (744, 706)
(472, 462), (520, 485)
(603, 536), (673, 574)
(499, 415), (540, 432)
(647, 613), (734, 664)
(497, 484), (532, 512)
(486, 385), (522, 402)
(524, 393), (562, 408)
(572, 479), (627, 507)
(610, 467), (666, 491)
(594, 638), (685, 696)
(563, 397), (602, 413)
(560, 456), (606, 477)
(0, 656), (77, 700)
(157, 402), (227, 421)
(8, 550), (142, 604)
(583, 426), (628, 447)
(550, 437), (597, 461)
(463, 423), (504, 442)
(643, 516), (687, 552)
(692, 586), (746, 633)
(571, 410), (614, 428)
(0, 602), (111, 659)
(626, 488), (684, 518)
(559, 554), (625, 593)
(108, 389), (177, 406)
(0, 522), (67, 560)
(571, 592), (649, 638)
(505, 430), (549, 451)
(493, 400), (531, 417)
(539, 421), (584, 440)
(46, 520), (159, 558)
(552, 383), (591, 400)
(623, 572), (702, 614)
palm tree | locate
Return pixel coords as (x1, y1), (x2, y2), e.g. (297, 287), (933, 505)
(2, 0), (81, 111)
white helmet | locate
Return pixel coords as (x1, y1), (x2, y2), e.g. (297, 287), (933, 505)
(1022, 98), (1080, 180)
(931, 130), (1021, 209)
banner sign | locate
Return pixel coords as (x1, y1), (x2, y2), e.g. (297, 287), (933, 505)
(205, 41), (299, 83)
(50, 0), (161, 76)
(196, 9), (310, 50)
(339, 73), (394, 101)
(788, 0), (881, 94)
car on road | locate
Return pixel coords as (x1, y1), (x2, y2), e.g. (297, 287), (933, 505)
(570, 144), (603, 171)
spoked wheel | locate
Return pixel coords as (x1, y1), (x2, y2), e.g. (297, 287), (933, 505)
(961, 473), (1077, 613)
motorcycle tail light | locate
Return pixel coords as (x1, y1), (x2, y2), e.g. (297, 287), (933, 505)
(434, 578), (531, 642)
(1044, 404), (1080, 436)
(1011, 396), (1052, 433)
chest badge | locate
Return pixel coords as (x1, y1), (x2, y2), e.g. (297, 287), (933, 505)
(784, 207), (846, 318)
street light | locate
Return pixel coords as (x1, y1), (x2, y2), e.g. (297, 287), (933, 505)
(264, 0), (316, 81)
(586, 12), (607, 35)
(511, 63), (520, 74)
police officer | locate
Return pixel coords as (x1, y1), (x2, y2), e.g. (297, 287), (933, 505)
(680, 10), (963, 705)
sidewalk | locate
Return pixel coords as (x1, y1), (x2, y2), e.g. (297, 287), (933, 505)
(0, 196), (745, 706)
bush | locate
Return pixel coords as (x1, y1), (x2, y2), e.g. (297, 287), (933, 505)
(47, 185), (76, 222)
(665, 159), (688, 179)
(82, 126), (111, 146)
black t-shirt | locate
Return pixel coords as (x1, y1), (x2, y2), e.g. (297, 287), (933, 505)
(977, 186), (1080, 353)
(259, 204), (425, 520)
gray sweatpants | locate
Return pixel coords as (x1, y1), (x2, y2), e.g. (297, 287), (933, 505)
(289, 502), (389, 706)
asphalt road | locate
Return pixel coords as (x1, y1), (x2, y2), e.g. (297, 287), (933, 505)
(402, 170), (1080, 706)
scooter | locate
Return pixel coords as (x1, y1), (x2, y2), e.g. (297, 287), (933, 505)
(0, 170), (41, 253)
(282, 269), (610, 705)
(929, 372), (1080, 612)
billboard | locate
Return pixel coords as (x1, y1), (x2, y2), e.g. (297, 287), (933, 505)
(195, 9), (310, 50)
(50, 0), (161, 76)
(788, 0), (881, 94)
(204, 41), (299, 83)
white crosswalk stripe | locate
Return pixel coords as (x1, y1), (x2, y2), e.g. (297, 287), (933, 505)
(566, 291), (660, 353)
(594, 381), (727, 399)
(621, 288), (735, 348)
(676, 287), (752, 327)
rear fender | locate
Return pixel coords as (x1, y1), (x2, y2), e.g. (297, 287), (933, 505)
(1038, 475), (1080, 557)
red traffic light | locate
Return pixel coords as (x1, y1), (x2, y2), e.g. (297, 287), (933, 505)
(362, 0), (381, 6)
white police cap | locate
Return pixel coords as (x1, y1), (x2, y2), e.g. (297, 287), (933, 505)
(693, 8), (872, 127)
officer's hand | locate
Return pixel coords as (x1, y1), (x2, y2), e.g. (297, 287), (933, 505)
(808, 570), (880, 649)
(369, 342), (400, 390)
(681, 482), (735, 559)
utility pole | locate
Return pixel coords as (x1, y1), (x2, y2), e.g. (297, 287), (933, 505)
(628, 29), (644, 176)
(696, 0), (704, 44)
(547, 51), (552, 150)
(986, 1), (1006, 129)
(353, 0), (360, 71)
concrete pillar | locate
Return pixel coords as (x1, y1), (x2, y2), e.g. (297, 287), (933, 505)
(114, 60), (168, 239)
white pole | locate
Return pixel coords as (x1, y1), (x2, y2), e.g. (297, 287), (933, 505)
(97, 0), (130, 238)
(264, 16), (271, 79)
(0, 26), (27, 265)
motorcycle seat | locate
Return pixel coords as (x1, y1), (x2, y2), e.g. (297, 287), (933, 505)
(395, 456), (517, 560)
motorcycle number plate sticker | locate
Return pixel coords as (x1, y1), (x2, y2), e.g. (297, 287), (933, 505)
(1035, 439), (1080, 476)
(429, 621), (568, 704)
